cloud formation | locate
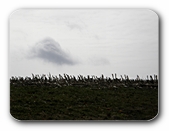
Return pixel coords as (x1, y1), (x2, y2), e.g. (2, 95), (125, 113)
(88, 57), (110, 66)
(65, 21), (83, 31)
(29, 37), (77, 65)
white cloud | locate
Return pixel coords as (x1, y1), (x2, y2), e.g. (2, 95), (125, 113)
(9, 9), (158, 78)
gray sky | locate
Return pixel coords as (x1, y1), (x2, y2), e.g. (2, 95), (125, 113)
(9, 9), (158, 79)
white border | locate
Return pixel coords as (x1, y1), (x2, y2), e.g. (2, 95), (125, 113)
(1, 0), (167, 131)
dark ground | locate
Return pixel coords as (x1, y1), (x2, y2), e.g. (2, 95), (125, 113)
(10, 85), (158, 120)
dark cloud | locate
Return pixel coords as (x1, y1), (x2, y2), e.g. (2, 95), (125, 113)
(29, 37), (77, 65)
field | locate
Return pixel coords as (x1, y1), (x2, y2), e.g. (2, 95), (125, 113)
(10, 74), (158, 120)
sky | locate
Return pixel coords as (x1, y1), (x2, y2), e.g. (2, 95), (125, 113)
(9, 9), (159, 79)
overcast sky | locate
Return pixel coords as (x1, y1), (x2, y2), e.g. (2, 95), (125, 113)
(9, 9), (158, 79)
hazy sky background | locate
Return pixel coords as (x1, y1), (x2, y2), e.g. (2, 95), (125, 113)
(9, 9), (158, 79)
